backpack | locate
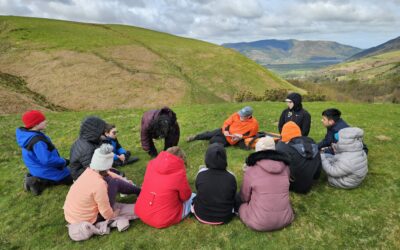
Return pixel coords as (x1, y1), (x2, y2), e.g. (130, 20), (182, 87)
(24, 134), (55, 152)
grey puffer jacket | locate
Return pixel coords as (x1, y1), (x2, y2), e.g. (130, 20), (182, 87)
(69, 116), (106, 180)
(321, 127), (368, 189)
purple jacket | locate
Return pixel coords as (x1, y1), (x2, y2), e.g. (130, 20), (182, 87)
(140, 107), (180, 154)
(239, 150), (294, 231)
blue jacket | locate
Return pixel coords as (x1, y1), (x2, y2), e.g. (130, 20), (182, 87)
(318, 119), (349, 154)
(105, 137), (127, 161)
(16, 127), (70, 181)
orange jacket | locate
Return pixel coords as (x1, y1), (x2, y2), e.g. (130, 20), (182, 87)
(222, 113), (259, 145)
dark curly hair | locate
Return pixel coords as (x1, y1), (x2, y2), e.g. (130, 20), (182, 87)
(150, 115), (173, 139)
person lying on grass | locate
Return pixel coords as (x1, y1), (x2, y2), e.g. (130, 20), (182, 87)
(63, 144), (141, 233)
(135, 146), (195, 229)
(16, 110), (72, 196)
(187, 106), (259, 149)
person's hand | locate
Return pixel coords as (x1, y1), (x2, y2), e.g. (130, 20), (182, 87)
(113, 208), (121, 218)
(223, 131), (230, 137)
(118, 154), (126, 162)
(232, 134), (242, 142)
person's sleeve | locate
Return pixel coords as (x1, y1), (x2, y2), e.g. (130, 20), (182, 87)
(278, 111), (286, 133)
(164, 122), (180, 150)
(178, 171), (192, 202)
(93, 183), (114, 220)
(240, 171), (252, 202)
(33, 141), (66, 168)
(318, 129), (333, 149)
(116, 140), (127, 156)
(302, 112), (311, 136)
(140, 114), (151, 152)
(222, 113), (235, 131)
(321, 154), (350, 177)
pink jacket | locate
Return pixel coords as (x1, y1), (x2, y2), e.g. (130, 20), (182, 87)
(239, 150), (294, 231)
(64, 168), (114, 224)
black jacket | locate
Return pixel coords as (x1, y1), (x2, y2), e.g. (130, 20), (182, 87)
(193, 143), (237, 223)
(278, 93), (311, 136)
(276, 136), (322, 194)
(317, 118), (349, 154)
(69, 116), (106, 180)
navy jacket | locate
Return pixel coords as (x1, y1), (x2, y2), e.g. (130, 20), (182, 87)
(16, 127), (70, 181)
(318, 119), (349, 154)
(105, 137), (127, 161)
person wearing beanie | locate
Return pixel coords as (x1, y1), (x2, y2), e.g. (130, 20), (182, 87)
(135, 146), (194, 229)
(239, 136), (294, 231)
(278, 93), (311, 136)
(16, 110), (72, 196)
(276, 122), (322, 194)
(64, 144), (141, 226)
(69, 116), (108, 180)
(192, 143), (237, 225)
(187, 106), (259, 149)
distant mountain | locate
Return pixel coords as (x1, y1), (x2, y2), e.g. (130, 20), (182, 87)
(222, 39), (362, 65)
(347, 36), (400, 61)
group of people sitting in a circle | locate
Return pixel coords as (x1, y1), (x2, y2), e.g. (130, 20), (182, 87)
(15, 93), (368, 241)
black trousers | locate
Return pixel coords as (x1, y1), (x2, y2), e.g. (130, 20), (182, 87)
(194, 128), (247, 149)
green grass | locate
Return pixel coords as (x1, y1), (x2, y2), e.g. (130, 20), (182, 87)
(0, 102), (399, 249)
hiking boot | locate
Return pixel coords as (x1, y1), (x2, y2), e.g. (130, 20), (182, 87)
(126, 156), (139, 165)
(186, 135), (197, 142)
(25, 176), (43, 196)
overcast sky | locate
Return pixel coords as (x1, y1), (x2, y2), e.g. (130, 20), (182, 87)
(1, 0), (399, 48)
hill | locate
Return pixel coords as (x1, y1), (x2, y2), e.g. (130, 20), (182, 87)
(0, 102), (399, 249)
(222, 39), (362, 65)
(0, 16), (300, 114)
(347, 36), (400, 61)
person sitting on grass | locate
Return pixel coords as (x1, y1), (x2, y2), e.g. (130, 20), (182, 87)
(318, 108), (349, 155)
(192, 143), (237, 225)
(239, 136), (294, 231)
(64, 144), (141, 241)
(187, 106), (259, 149)
(16, 110), (72, 196)
(135, 146), (195, 229)
(276, 121), (322, 194)
(278, 92), (311, 136)
(321, 127), (368, 189)
(104, 123), (139, 167)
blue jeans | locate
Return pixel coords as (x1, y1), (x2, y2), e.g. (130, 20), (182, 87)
(182, 193), (196, 219)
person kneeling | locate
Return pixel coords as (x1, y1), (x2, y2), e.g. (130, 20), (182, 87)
(63, 144), (141, 241)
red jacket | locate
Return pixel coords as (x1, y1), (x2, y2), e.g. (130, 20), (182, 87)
(135, 151), (192, 228)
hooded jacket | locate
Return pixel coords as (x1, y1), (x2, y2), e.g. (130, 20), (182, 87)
(276, 136), (322, 194)
(222, 113), (259, 145)
(16, 127), (70, 181)
(278, 93), (311, 136)
(70, 117), (106, 180)
(140, 107), (180, 154)
(135, 151), (191, 228)
(239, 150), (294, 231)
(193, 143), (237, 223)
(321, 127), (368, 189)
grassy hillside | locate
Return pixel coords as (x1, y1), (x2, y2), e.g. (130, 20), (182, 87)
(0, 102), (399, 249)
(0, 16), (300, 114)
(347, 36), (400, 61)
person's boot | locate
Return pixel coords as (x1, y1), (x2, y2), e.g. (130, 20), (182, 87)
(125, 156), (139, 165)
(186, 135), (197, 142)
(25, 176), (43, 196)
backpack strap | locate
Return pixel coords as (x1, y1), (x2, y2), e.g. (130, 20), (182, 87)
(24, 135), (55, 152)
